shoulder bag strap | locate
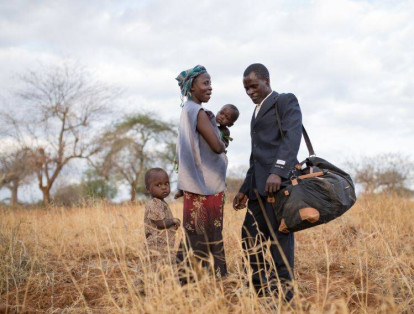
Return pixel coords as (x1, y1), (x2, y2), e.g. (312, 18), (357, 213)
(274, 96), (316, 157)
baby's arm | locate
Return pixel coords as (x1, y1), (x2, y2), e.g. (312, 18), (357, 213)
(219, 126), (230, 137)
(152, 218), (181, 230)
(218, 126), (230, 148)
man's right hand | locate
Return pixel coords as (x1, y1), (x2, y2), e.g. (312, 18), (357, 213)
(233, 192), (248, 210)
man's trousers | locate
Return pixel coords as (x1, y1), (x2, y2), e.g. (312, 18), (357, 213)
(241, 195), (294, 298)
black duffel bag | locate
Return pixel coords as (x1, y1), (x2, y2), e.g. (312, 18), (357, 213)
(271, 106), (357, 233)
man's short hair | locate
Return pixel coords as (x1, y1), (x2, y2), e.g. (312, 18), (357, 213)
(145, 167), (167, 188)
(243, 63), (270, 80)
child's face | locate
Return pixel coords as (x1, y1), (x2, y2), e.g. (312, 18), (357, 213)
(147, 171), (170, 200)
(216, 107), (237, 127)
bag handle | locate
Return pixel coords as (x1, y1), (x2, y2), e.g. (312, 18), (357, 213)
(274, 96), (315, 157)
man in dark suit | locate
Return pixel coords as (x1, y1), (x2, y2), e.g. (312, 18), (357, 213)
(233, 63), (302, 299)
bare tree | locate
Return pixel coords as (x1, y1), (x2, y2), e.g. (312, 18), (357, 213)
(225, 165), (249, 199)
(1, 61), (115, 205)
(348, 153), (413, 196)
(0, 147), (33, 206)
(95, 113), (176, 202)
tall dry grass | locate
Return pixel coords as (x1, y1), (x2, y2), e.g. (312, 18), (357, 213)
(0, 194), (413, 313)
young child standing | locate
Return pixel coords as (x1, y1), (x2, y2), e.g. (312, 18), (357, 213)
(144, 168), (180, 264)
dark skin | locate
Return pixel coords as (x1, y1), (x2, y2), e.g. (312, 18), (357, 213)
(146, 171), (180, 229)
(204, 106), (238, 148)
(175, 124), (232, 199)
(233, 72), (282, 210)
(174, 121), (233, 199)
(153, 217), (180, 230)
(153, 218), (180, 230)
(216, 105), (239, 127)
(191, 73), (226, 154)
(174, 72), (226, 199)
(217, 106), (238, 148)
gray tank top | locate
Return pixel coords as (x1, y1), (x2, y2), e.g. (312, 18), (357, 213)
(177, 100), (228, 195)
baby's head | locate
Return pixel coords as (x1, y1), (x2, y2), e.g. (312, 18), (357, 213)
(216, 104), (239, 127)
(145, 168), (170, 200)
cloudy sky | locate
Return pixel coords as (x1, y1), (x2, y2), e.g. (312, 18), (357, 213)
(1, 0), (413, 199)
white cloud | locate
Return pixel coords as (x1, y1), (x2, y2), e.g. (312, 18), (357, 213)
(0, 0), (413, 202)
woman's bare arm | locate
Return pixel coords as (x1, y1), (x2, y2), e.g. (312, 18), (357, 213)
(196, 110), (226, 153)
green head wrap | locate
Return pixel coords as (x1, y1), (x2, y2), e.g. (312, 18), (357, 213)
(176, 65), (207, 106)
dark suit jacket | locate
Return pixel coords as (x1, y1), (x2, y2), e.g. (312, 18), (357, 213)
(240, 91), (302, 199)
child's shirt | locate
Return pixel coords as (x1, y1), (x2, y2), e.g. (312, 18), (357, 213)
(218, 125), (232, 148)
(144, 198), (176, 250)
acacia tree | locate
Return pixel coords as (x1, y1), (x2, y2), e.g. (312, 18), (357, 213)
(156, 137), (178, 177)
(96, 113), (176, 202)
(0, 147), (33, 206)
(52, 169), (118, 206)
(81, 168), (117, 200)
(2, 62), (114, 205)
(349, 153), (413, 196)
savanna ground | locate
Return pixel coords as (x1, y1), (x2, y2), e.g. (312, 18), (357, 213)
(1, 194), (413, 313)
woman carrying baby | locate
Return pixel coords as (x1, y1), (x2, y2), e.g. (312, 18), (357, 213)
(175, 65), (228, 280)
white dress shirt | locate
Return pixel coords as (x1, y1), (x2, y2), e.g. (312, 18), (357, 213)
(254, 91), (273, 118)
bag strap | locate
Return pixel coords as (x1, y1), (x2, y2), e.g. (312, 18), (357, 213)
(274, 96), (316, 157)
(301, 126), (315, 156)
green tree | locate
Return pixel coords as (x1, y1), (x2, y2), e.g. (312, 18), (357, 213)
(0, 147), (33, 206)
(156, 137), (178, 177)
(82, 169), (117, 200)
(53, 169), (117, 206)
(95, 112), (176, 202)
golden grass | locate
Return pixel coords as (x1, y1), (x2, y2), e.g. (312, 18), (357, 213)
(0, 194), (413, 313)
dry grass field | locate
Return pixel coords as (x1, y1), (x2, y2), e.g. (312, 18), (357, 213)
(0, 194), (413, 313)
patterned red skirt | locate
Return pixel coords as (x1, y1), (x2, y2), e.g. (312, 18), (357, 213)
(176, 191), (227, 278)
